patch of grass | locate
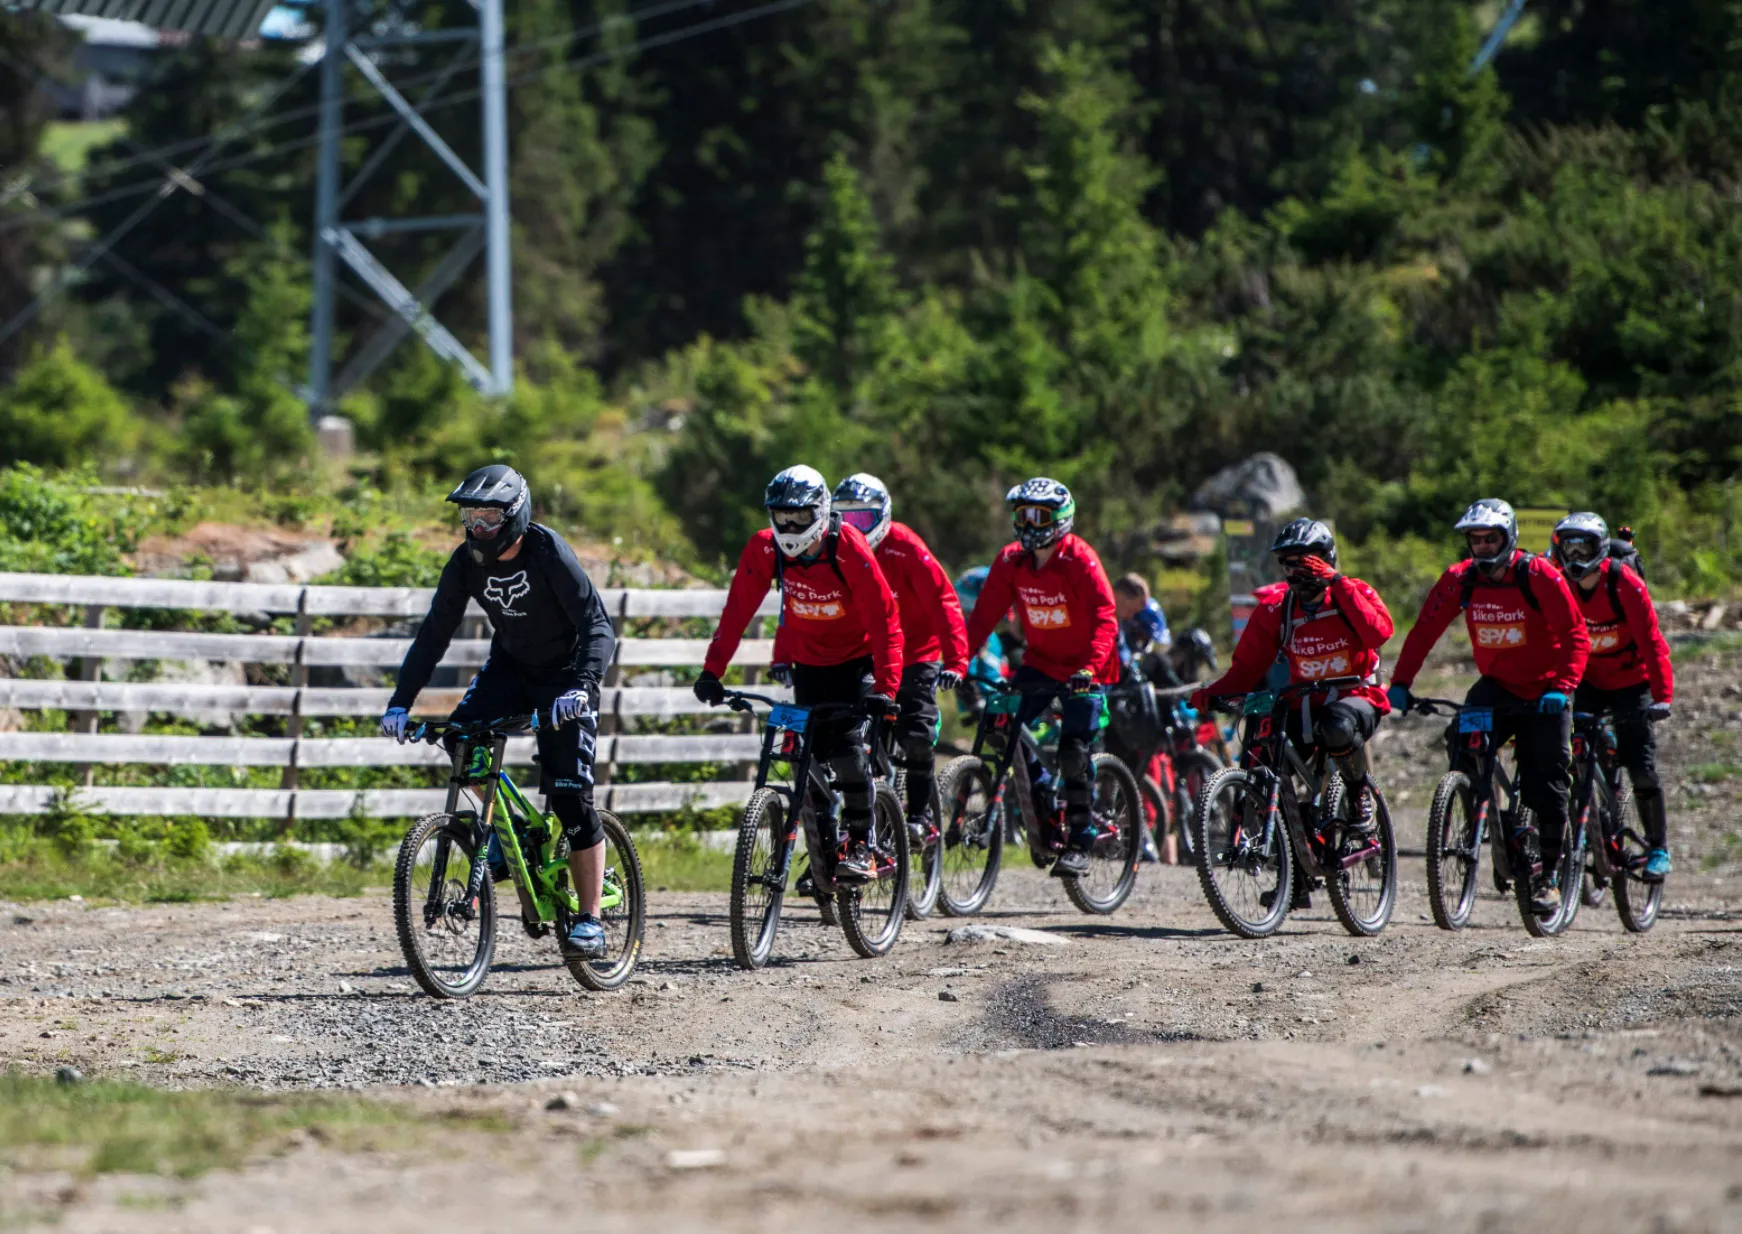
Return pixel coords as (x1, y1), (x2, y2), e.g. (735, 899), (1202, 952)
(0, 1073), (486, 1178)
(1686, 763), (1742, 784)
(40, 120), (126, 174)
(1700, 831), (1742, 871)
(636, 832), (735, 892)
(0, 828), (379, 903)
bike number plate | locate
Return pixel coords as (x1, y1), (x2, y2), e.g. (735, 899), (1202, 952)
(1241, 691), (1276, 717)
(984, 692), (1021, 716)
(1459, 708), (1494, 733)
(770, 703), (810, 733)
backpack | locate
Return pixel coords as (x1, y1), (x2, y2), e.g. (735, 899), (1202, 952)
(1604, 528), (1647, 617)
(771, 512), (849, 594)
(1458, 552), (1541, 613)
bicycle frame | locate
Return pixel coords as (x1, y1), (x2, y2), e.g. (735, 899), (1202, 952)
(966, 683), (1076, 847)
(1415, 698), (1530, 883)
(730, 693), (873, 888)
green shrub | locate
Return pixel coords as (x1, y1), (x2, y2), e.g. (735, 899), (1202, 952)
(0, 337), (143, 469)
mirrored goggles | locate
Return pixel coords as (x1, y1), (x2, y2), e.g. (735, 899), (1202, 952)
(1012, 504), (1059, 528)
(769, 508), (818, 535)
(460, 506), (508, 535)
(838, 508), (882, 535)
(1556, 534), (1602, 564)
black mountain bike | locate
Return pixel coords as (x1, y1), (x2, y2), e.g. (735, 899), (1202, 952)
(1412, 697), (1583, 937)
(717, 692), (910, 969)
(1194, 679), (1397, 939)
(935, 680), (1142, 917)
(1572, 707), (1664, 933)
(392, 711), (645, 998)
(886, 720), (944, 921)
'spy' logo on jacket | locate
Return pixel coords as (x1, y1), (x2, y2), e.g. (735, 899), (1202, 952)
(1017, 583), (1072, 631)
(1469, 598), (1528, 649)
(483, 570), (531, 617)
(1284, 609), (1358, 682)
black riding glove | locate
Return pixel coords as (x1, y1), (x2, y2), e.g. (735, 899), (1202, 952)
(693, 671), (726, 706)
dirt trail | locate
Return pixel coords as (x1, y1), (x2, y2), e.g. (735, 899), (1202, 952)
(4, 862), (1742, 1232)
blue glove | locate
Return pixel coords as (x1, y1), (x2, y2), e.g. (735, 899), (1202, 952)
(380, 707), (410, 743)
(552, 687), (592, 728)
(1386, 684), (1412, 714)
(1537, 691), (1569, 715)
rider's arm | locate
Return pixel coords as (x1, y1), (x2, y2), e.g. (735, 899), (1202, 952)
(1200, 602), (1282, 699)
(1535, 559), (1590, 693)
(917, 540), (971, 676)
(964, 554), (1017, 658)
(387, 548), (470, 711)
(702, 533), (777, 679)
(1616, 566), (1674, 704)
(1388, 565), (1464, 687)
(1074, 548), (1119, 678)
(838, 525), (905, 696)
(1331, 575), (1394, 647)
(544, 532), (618, 684)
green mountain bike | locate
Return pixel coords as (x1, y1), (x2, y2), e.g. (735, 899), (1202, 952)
(391, 711), (646, 998)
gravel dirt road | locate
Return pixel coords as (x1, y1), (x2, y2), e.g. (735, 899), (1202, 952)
(3, 653), (1742, 1232)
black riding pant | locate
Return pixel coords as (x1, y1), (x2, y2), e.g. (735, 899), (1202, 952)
(1281, 696), (1380, 787)
(1463, 676), (1571, 868)
(451, 657), (603, 849)
(893, 660), (942, 819)
(791, 656), (875, 838)
(1574, 680), (1666, 848)
(1013, 664), (1104, 844)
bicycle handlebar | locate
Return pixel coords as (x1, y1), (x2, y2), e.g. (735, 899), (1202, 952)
(408, 711), (547, 744)
(715, 690), (879, 721)
(1202, 676), (1370, 715)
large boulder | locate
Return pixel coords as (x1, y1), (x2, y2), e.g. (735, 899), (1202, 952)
(1189, 453), (1304, 520)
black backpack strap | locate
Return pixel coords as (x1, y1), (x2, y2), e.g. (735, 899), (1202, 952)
(773, 514), (846, 593)
(1605, 559), (1622, 619)
(1460, 555), (1539, 611)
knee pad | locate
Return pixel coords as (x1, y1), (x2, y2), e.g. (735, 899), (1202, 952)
(1058, 737), (1091, 781)
(550, 794), (604, 849)
(1316, 711), (1358, 755)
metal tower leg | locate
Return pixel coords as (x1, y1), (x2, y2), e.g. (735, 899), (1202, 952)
(306, 0), (345, 409)
(480, 0), (513, 393)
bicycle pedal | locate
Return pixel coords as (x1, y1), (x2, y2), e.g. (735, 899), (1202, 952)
(1338, 840), (1381, 870)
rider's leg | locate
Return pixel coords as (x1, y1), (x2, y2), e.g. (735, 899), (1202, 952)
(1058, 688), (1105, 849)
(1608, 683), (1668, 855)
(792, 658), (876, 843)
(1314, 698), (1380, 836)
(893, 661), (942, 822)
(450, 659), (525, 881)
(1515, 698), (1573, 877)
(534, 676), (604, 917)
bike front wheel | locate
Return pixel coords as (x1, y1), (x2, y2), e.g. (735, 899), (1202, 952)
(1063, 753), (1142, 915)
(393, 812), (496, 999)
(1425, 771), (1481, 931)
(1516, 806), (1580, 937)
(563, 811), (645, 992)
(903, 771), (944, 921)
(1193, 767), (1292, 938)
(838, 781), (911, 958)
(936, 756), (1004, 917)
(1608, 782), (1663, 933)
(1173, 750), (1222, 860)
(1323, 777), (1398, 937)
(730, 788), (790, 970)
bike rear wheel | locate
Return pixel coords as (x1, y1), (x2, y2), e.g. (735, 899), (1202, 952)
(838, 782), (911, 958)
(937, 756), (1004, 917)
(903, 771), (944, 921)
(1193, 767), (1292, 938)
(730, 788), (790, 970)
(1425, 771), (1481, 931)
(563, 812), (645, 991)
(1324, 777), (1398, 937)
(1064, 753), (1142, 915)
(1609, 782), (1663, 933)
(393, 812), (496, 999)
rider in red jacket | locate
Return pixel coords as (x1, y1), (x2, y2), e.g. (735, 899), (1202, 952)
(1191, 520), (1393, 900)
(1550, 513), (1675, 880)
(695, 466), (903, 881)
(833, 475), (968, 842)
(964, 478), (1118, 876)
(1388, 499), (1591, 916)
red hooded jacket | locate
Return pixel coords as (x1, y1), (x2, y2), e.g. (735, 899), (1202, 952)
(875, 522), (969, 674)
(1391, 551), (1589, 698)
(1200, 576), (1395, 711)
(704, 523), (903, 696)
(1573, 559), (1674, 702)
(965, 535), (1119, 683)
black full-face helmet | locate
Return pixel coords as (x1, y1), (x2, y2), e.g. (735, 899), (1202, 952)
(448, 464), (531, 564)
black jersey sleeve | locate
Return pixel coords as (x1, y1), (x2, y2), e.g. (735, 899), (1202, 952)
(542, 529), (617, 683)
(387, 547), (471, 710)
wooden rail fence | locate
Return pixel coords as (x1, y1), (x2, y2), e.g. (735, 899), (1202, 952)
(0, 571), (781, 822)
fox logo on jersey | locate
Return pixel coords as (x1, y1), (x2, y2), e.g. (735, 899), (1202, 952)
(483, 570), (531, 617)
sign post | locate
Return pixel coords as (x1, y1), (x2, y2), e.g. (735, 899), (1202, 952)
(1514, 508), (1567, 556)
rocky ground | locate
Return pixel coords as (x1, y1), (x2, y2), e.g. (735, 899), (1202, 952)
(0, 642), (1739, 1232)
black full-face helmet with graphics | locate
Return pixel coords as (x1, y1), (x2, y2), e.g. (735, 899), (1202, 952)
(448, 464), (531, 564)
(1006, 477), (1075, 551)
